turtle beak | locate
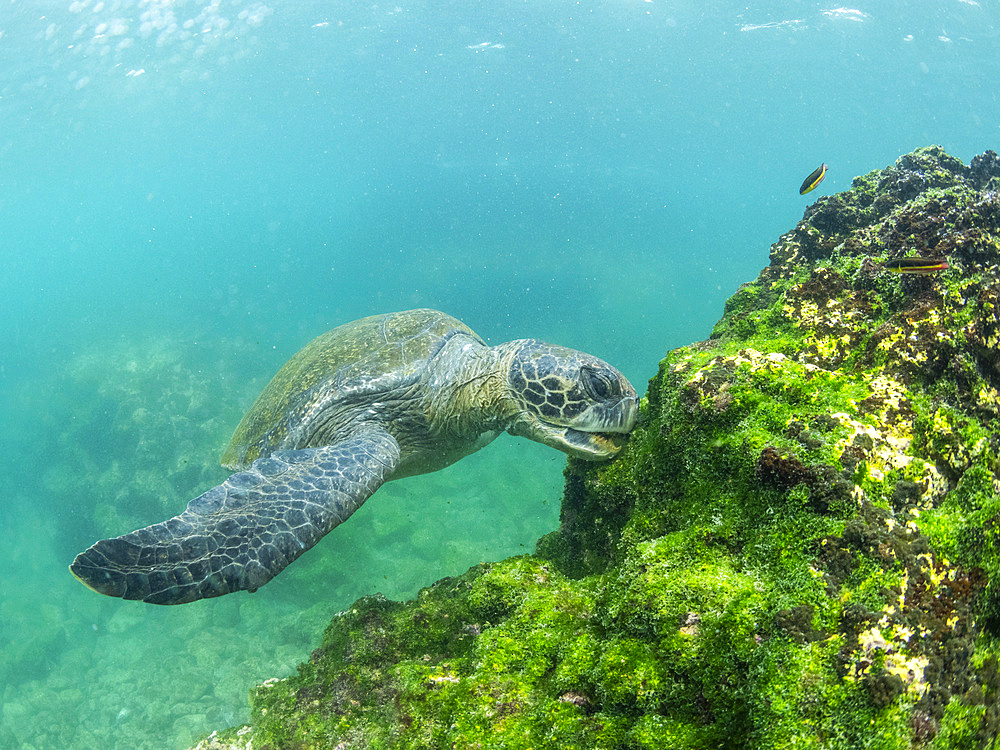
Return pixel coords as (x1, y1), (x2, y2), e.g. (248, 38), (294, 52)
(509, 395), (638, 460)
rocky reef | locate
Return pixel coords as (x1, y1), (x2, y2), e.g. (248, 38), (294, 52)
(193, 146), (1000, 749)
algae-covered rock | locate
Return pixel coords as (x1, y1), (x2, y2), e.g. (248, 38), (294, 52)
(193, 146), (1000, 748)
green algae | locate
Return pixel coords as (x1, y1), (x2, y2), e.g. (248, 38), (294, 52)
(193, 147), (1000, 749)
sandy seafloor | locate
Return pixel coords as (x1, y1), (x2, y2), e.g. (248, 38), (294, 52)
(3, 1), (1000, 747)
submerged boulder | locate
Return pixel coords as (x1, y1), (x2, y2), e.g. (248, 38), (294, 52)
(193, 146), (1000, 749)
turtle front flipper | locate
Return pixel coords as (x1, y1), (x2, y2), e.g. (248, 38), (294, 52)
(70, 430), (400, 605)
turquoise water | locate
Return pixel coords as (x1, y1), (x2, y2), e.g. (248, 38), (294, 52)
(2, 2), (998, 747)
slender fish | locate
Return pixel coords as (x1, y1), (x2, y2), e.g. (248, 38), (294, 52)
(884, 257), (950, 275)
(799, 163), (828, 195)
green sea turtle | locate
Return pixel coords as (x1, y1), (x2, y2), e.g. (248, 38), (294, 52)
(70, 309), (638, 604)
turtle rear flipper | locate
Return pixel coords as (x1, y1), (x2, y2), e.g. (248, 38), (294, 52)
(70, 430), (400, 605)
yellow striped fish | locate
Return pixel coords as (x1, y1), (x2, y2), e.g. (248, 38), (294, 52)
(884, 257), (950, 275)
(799, 163), (827, 195)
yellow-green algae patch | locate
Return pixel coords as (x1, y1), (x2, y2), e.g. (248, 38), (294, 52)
(192, 146), (1000, 748)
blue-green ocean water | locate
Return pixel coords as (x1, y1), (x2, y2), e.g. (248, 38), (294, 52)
(2, 2), (999, 747)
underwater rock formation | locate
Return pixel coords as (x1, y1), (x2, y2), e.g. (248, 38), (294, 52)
(192, 146), (1000, 748)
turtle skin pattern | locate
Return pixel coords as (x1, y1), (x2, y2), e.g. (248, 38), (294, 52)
(70, 430), (400, 604)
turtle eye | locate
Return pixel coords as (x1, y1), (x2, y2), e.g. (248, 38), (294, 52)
(581, 366), (618, 401)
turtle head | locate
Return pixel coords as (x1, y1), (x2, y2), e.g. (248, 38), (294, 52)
(503, 340), (639, 460)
